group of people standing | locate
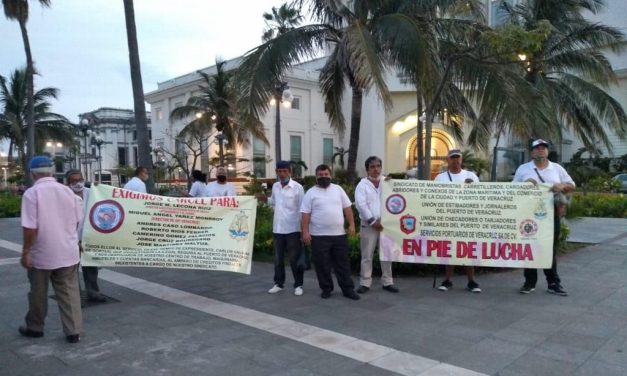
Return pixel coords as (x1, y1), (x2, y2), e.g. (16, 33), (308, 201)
(264, 138), (575, 300)
(188, 166), (236, 197)
(16, 137), (574, 344)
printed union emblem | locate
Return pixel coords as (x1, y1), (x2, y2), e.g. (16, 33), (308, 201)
(229, 210), (250, 241)
(518, 219), (538, 237)
(386, 194), (406, 215)
(400, 214), (417, 235)
(89, 200), (125, 234)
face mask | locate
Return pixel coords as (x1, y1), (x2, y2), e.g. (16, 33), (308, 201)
(217, 175), (227, 183)
(70, 182), (84, 193)
(316, 177), (331, 188)
(279, 177), (290, 185)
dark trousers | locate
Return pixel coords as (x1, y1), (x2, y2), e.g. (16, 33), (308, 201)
(273, 232), (304, 288)
(311, 235), (355, 293)
(82, 266), (100, 294)
(524, 212), (561, 286)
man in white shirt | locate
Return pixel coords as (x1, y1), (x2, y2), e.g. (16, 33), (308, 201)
(513, 139), (575, 296)
(301, 164), (359, 300)
(434, 149), (482, 293)
(123, 166), (148, 193)
(206, 166), (236, 197)
(354, 156), (399, 294)
(266, 161), (306, 296)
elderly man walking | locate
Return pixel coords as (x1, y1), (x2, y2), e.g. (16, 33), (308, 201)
(19, 156), (84, 343)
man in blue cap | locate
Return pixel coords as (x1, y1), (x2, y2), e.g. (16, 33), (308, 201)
(266, 161), (306, 296)
(19, 156), (84, 343)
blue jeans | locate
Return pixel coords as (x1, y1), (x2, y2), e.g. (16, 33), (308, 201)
(273, 232), (304, 288)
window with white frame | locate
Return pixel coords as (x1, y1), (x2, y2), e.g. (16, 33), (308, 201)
(290, 135), (302, 177)
(291, 96), (301, 110)
(252, 137), (266, 178)
(323, 138), (333, 166)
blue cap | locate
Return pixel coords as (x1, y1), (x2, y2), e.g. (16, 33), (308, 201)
(29, 156), (54, 169)
(276, 160), (291, 169)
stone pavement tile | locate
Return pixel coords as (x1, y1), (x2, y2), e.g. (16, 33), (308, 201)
(491, 327), (546, 346)
(574, 360), (627, 376)
(561, 313), (627, 338)
(444, 337), (527, 375)
(419, 363), (487, 376)
(509, 310), (572, 335)
(500, 352), (580, 376)
(369, 350), (440, 375)
(545, 330), (609, 352)
(589, 336), (627, 367)
(438, 323), (493, 342)
(528, 341), (594, 365)
(0, 350), (70, 376)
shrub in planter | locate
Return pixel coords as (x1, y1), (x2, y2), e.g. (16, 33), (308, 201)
(0, 193), (21, 218)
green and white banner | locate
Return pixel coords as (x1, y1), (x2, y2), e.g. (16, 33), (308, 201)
(81, 184), (256, 274)
(380, 180), (555, 268)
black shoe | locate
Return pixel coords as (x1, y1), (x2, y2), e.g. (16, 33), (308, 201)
(467, 281), (482, 293)
(87, 292), (107, 302)
(438, 280), (453, 291)
(382, 285), (399, 293)
(547, 283), (568, 296)
(343, 290), (360, 300)
(519, 284), (535, 294)
(18, 326), (43, 338)
(320, 291), (331, 299)
(356, 285), (370, 294)
(66, 334), (80, 343)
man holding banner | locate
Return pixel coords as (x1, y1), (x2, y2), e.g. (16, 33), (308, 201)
(355, 156), (398, 294)
(124, 166), (149, 193)
(434, 149), (482, 293)
(513, 139), (575, 296)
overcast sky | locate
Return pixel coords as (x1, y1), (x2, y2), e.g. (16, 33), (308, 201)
(1, 0), (287, 128)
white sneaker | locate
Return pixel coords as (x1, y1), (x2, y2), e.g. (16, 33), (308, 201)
(268, 285), (283, 294)
(294, 286), (303, 296)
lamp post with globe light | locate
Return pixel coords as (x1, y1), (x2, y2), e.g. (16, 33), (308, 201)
(270, 82), (293, 162)
(79, 118), (94, 180)
(91, 135), (105, 183)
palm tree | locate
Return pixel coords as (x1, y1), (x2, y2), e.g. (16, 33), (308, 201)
(237, 0), (405, 182)
(170, 59), (267, 166)
(501, 0), (627, 152)
(123, 0), (153, 192)
(2, 0), (52, 184)
(0, 67), (73, 174)
(262, 2), (303, 42)
(261, 2), (303, 163)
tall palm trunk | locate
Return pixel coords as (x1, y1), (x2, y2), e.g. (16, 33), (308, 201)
(346, 86), (363, 183)
(274, 100), (281, 162)
(424, 109), (433, 180)
(123, 0), (153, 192)
(416, 91), (424, 179)
(18, 18), (35, 185)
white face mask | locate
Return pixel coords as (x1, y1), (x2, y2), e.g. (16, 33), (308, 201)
(70, 182), (84, 193)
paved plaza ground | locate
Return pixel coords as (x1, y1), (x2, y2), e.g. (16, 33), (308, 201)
(1, 216), (626, 376)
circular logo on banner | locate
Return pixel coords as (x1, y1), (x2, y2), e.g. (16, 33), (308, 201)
(386, 194), (406, 215)
(518, 219), (538, 237)
(89, 200), (125, 234)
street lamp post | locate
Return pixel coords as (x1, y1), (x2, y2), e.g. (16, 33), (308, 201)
(79, 118), (93, 180)
(270, 82), (293, 162)
(92, 135), (105, 183)
(1, 167), (7, 190)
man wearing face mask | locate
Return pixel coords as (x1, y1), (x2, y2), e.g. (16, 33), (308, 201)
(206, 166), (236, 197)
(65, 169), (107, 303)
(301, 164), (359, 300)
(355, 156), (399, 294)
(266, 161), (305, 295)
(513, 139), (575, 296)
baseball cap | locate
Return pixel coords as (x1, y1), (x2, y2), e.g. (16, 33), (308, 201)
(276, 160), (291, 169)
(530, 139), (550, 149)
(447, 149), (462, 157)
(29, 156), (54, 169)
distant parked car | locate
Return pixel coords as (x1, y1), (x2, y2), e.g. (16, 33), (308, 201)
(612, 174), (627, 193)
